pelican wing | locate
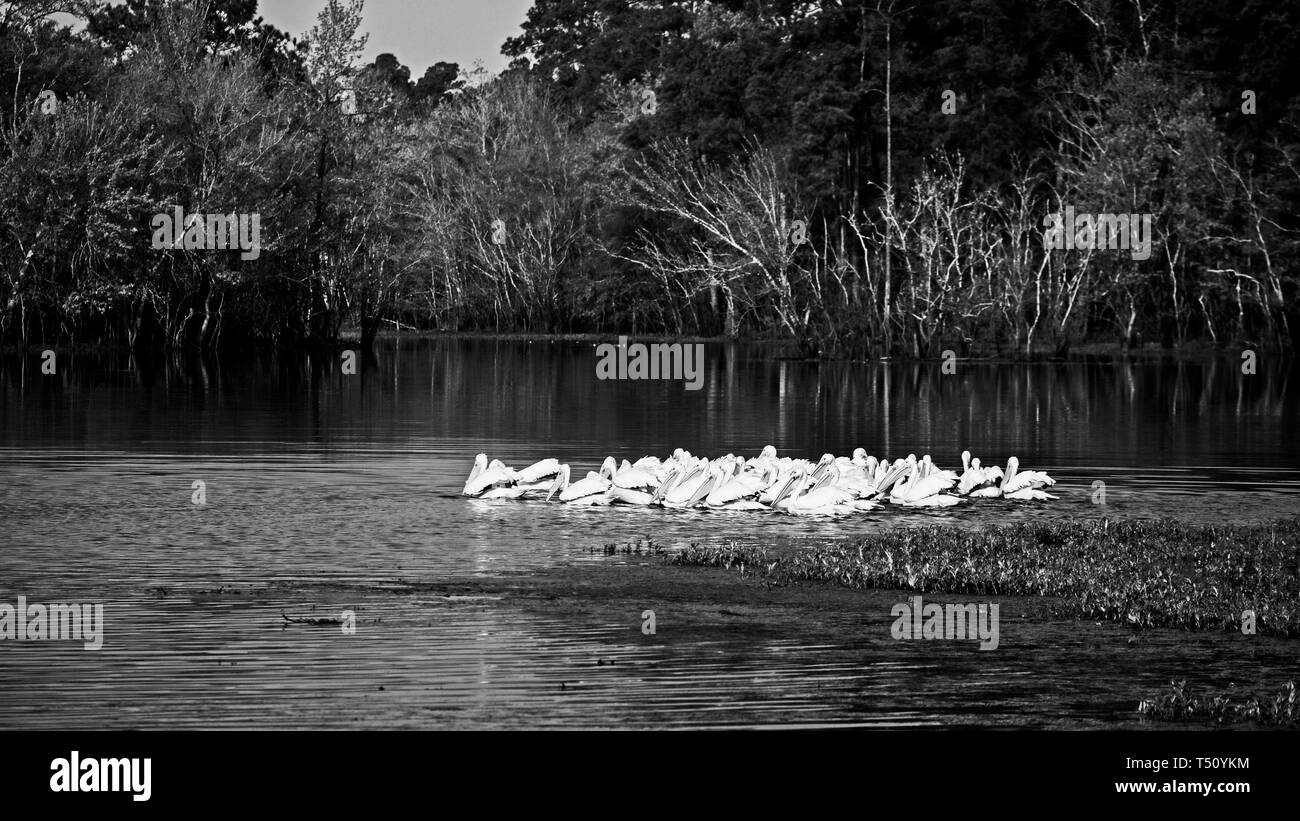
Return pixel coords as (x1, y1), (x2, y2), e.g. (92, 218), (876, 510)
(613, 466), (659, 491)
(1004, 488), (1057, 501)
(464, 465), (514, 497)
(560, 473), (611, 502)
(794, 486), (854, 508)
(516, 458), (561, 484)
(894, 474), (955, 502)
(610, 485), (655, 505)
(705, 473), (766, 506)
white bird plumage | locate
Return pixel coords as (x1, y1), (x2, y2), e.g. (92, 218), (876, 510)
(463, 448), (1061, 511)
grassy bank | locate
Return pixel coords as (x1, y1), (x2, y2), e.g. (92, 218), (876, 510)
(668, 518), (1300, 638)
(667, 517), (1300, 727)
(1138, 680), (1298, 727)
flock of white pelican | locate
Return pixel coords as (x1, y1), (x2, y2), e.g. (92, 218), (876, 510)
(461, 447), (1057, 515)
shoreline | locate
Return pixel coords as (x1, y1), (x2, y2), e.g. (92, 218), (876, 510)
(4, 520), (1296, 730)
(0, 332), (1285, 365)
(224, 539), (1298, 729)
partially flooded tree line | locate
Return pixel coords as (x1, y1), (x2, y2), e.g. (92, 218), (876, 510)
(1, 2), (1296, 357)
(620, 137), (1297, 359)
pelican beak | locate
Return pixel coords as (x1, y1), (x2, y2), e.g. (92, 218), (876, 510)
(878, 463), (907, 493)
(810, 454), (832, 481)
(686, 471), (718, 506)
(679, 462), (705, 487)
(546, 467), (566, 502)
(772, 472), (801, 507)
(652, 469), (679, 503)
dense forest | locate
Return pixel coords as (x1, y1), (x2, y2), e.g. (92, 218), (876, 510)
(1, 0), (1298, 357)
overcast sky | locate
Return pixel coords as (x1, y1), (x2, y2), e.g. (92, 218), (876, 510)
(57, 1), (536, 76)
(258, 0), (535, 75)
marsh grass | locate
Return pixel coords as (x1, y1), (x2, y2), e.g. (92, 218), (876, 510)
(667, 518), (1300, 637)
(592, 538), (666, 556)
(1139, 679), (1298, 727)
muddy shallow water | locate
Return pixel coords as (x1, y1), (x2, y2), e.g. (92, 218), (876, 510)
(2, 340), (1298, 728)
(2, 557), (1292, 729)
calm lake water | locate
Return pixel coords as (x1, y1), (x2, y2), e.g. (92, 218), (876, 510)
(2, 339), (1298, 728)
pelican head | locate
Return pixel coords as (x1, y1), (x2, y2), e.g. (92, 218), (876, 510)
(810, 463), (840, 492)
(961, 450), (971, 472)
(894, 454), (920, 490)
(463, 453), (488, 494)
(1005, 456), (1020, 483)
(771, 469), (806, 508)
(600, 456), (618, 480)
(651, 467), (680, 503)
(760, 445), (777, 460)
(810, 453), (834, 480)
(686, 463), (722, 506)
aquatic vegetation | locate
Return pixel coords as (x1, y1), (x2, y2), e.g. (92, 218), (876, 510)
(1138, 680), (1299, 727)
(664, 518), (1300, 638)
(280, 611), (343, 627)
(669, 542), (768, 570)
(591, 538), (665, 556)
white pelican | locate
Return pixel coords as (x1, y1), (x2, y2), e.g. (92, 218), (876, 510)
(956, 450), (977, 493)
(663, 460), (720, 508)
(630, 455), (663, 475)
(547, 464), (613, 505)
(756, 460), (800, 505)
(958, 457), (1000, 497)
(1000, 456), (1058, 501)
(808, 453), (836, 482)
(830, 464), (887, 505)
(464, 455), (561, 499)
(867, 458), (909, 496)
(1001, 456), (1055, 489)
(511, 458), (566, 498)
(463, 454), (516, 496)
(515, 458), (562, 484)
(745, 445), (778, 471)
(923, 454), (960, 484)
(958, 452), (1000, 496)
(601, 456), (660, 505)
(889, 455), (961, 508)
(705, 462), (776, 510)
(772, 468), (856, 516)
(881, 456), (912, 490)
